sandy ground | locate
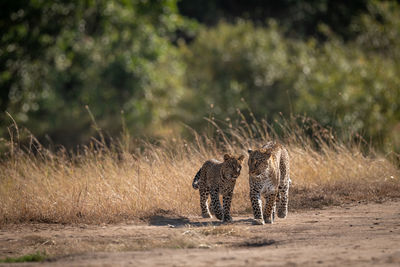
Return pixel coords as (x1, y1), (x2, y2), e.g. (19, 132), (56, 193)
(1, 200), (400, 266)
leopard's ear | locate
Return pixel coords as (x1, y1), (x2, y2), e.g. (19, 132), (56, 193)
(238, 154), (245, 163)
(223, 154), (231, 161)
(260, 147), (269, 154)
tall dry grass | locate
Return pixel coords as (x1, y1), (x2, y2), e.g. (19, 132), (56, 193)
(0, 116), (399, 224)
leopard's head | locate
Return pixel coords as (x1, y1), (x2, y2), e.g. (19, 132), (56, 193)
(222, 153), (245, 179)
(247, 147), (272, 176)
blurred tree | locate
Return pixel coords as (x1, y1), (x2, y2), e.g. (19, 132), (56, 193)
(293, 39), (400, 149)
(295, 0), (400, 150)
(1, 0), (399, 153)
(1, 0), (190, 146)
(180, 1), (400, 151)
(179, 21), (297, 129)
(0, 0), (79, 117)
(352, 0), (400, 58)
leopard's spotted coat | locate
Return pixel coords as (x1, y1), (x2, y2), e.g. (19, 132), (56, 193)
(248, 141), (291, 225)
(192, 154), (244, 222)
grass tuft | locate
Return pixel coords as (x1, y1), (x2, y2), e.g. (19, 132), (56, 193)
(0, 252), (46, 263)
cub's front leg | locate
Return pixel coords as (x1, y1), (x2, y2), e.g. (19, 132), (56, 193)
(210, 188), (223, 220)
(199, 186), (212, 218)
(222, 189), (234, 223)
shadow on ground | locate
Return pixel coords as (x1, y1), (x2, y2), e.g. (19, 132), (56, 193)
(148, 213), (254, 228)
(237, 238), (278, 247)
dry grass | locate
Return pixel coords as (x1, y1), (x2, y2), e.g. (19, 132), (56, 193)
(0, 116), (399, 224)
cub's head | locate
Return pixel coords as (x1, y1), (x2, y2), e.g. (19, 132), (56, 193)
(222, 154), (245, 179)
(247, 147), (272, 176)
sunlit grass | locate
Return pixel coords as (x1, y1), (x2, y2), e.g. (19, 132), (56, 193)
(0, 116), (399, 224)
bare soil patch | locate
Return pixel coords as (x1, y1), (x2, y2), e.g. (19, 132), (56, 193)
(1, 201), (400, 266)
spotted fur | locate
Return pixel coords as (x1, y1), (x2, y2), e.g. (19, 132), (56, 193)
(248, 141), (291, 225)
(192, 154), (245, 222)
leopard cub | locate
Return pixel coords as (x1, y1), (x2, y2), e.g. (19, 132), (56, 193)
(192, 154), (244, 222)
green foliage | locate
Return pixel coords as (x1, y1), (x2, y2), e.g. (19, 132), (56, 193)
(352, 0), (400, 58)
(179, 21), (295, 128)
(295, 1), (400, 150)
(180, 1), (400, 151)
(1, 0), (189, 146)
(0, 252), (46, 263)
(294, 40), (400, 149)
(0, 0), (399, 152)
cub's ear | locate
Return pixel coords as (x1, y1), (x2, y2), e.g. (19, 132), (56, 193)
(238, 154), (245, 162)
(247, 149), (252, 154)
(260, 148), (272, 158)
(223, 154), (231, 161)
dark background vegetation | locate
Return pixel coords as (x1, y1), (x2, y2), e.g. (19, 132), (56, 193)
(1, 0), (399, 152)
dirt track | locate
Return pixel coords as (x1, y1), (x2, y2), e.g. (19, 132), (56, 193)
(1, 201), (400, 266)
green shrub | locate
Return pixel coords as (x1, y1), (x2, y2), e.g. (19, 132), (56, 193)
(181, 2), (400, 151)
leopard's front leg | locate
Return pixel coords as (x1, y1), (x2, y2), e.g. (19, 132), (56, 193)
(199, 186), (212, 218)
(277, 179), (290, 218)
(249, 181), (264, 225)
(263, 191), (277, 224)
(210, 188), (223, 220)
(222, 189), (234, 223)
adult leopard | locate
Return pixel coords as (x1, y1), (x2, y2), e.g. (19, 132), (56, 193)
(247, 141), (291, 225)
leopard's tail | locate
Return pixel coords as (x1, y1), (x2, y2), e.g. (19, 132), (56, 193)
(192, 168), (202, 190)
